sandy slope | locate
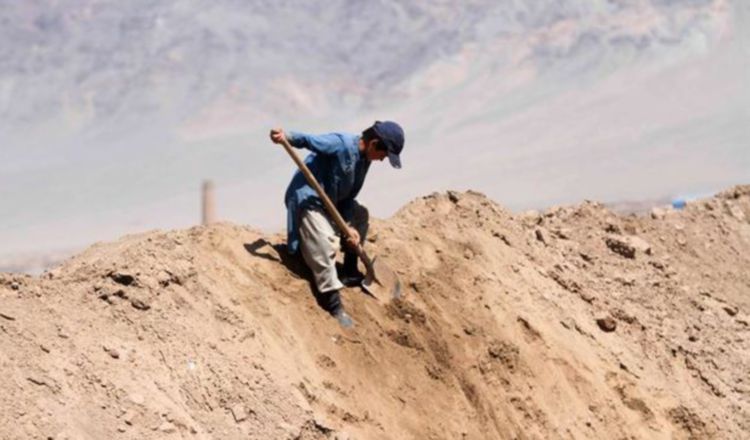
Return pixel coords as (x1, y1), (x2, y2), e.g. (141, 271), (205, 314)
(1, 186), (749, 439)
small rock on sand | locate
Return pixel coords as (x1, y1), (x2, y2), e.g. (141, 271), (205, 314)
(103, 346), (120, 359)
(596, 317), (617, 332)
(605, 235), (651, 259)
(231, 404), (248, 423)
(130, 299), (150, 311)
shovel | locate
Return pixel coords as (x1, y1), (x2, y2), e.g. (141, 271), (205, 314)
(278, 136), (402, 300)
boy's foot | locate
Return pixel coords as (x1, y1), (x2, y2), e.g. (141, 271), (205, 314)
(339, 252), (364, 287)
(332, 306), (353, 328)
(339, 271), (364, 288)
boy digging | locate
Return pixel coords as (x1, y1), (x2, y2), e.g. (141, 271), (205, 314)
(270, 121), (405, 327)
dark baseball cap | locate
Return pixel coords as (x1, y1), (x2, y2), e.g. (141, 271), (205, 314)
(372, 120), (404, 169)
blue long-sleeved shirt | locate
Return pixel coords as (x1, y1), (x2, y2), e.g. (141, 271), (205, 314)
(284, 131), (370, 254)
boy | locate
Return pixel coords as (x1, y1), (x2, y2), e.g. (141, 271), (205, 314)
(270, 121), (405, 326)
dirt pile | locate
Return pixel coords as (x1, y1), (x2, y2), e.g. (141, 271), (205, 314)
(1, 186), (749, 439)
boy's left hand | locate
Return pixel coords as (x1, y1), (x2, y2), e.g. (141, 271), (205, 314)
(269, 127), (287, 145)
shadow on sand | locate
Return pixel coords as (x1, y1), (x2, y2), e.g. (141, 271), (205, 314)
(243, 238), (336, 313)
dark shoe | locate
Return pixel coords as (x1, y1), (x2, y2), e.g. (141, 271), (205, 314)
(339, 272), (364, 288)
(339, 252), (364, 287)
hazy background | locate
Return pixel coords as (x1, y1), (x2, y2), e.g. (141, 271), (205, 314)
(1, 0), (748, 272)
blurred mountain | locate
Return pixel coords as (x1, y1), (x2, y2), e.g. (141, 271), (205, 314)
(0, 0), (746, 267)
(0, 0), (732, 133)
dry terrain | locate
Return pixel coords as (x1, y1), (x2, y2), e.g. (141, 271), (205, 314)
(1, 186), (749, 439)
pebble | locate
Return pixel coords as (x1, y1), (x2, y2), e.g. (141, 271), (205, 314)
(123, 410), (137, 425)
(110, 271), (136, 286)
(230, 404), (248, 423)
(605, 235), (651, 259)
(447, 191), (460, 203)
(159, 421), (177, 433)
(535, 228), (548, 245)
(103, 346), (120, 359)
(129, 393), (145, 406)
(130, 299), (150, 311)
(596, 317), (617, 333)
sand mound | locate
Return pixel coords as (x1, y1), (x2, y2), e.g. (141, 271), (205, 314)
(1, 186), (749, 439)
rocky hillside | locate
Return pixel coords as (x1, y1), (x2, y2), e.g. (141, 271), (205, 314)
(1, 186), (749, 439)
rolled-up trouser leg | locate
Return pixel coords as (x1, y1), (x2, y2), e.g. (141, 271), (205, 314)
(299, 208), (344, 294)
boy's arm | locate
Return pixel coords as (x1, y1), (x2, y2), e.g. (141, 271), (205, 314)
(270, 128), (344, 155)
(286, 131), (344, 156)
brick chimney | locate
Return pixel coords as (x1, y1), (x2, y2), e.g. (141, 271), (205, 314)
(202, 180), (216, 225)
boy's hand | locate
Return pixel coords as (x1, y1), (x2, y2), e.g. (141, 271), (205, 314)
(269, 128), (286, 145)
(345, 227), (360, 249)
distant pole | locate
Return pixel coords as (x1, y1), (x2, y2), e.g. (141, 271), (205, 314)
(202, 180), (216, 225)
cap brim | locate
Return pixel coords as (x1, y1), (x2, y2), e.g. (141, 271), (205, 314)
(388, 152), (401, 169)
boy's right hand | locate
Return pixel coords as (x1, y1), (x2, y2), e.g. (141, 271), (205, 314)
(269, 128), (286, 145)
(344, 226), (360, 250)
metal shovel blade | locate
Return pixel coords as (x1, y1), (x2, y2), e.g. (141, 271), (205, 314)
(361, 255), (402, 300)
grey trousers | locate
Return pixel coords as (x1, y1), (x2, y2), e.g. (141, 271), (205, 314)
(298, 202), (368, 293)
